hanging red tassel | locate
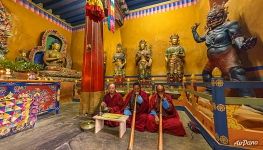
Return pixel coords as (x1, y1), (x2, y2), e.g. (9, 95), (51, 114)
(86, 0), (105, 22)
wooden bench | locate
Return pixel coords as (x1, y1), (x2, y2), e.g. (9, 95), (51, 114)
(93, 113), (129, 138)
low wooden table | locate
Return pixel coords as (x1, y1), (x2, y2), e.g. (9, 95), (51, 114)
(93, 113), (129, 138)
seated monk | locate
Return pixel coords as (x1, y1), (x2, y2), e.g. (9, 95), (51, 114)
(123, 82), (149, 132)
(146, 84), (186, 136)
(101, 83), (124, 127)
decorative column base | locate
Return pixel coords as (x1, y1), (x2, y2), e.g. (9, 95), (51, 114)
(80, 91), (104, 115)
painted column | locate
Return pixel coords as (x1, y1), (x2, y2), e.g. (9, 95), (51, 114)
(211, 68), (229, 145)
(80, 17), (104, 115)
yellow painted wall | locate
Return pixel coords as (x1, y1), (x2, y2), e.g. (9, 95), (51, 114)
(103, 25), (122, 76)
(71, 30), (85, 71)
(226, 0), (263, 68)
(118, 0), (210, 76)
(3, 0), (72, 60)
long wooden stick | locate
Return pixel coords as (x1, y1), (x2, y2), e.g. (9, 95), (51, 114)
(128, 94), (138, 150)
(158, 97), (163, 150)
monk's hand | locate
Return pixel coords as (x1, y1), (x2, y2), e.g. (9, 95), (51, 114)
(155, 115), (160, 124)
(124, 108), (132, 116)
(162, 98), (170, 110)
(136, 95), (143, 104)
(101, 102), (107, 108)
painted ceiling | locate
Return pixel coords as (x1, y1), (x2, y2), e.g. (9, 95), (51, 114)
(30, 0), (171, 27)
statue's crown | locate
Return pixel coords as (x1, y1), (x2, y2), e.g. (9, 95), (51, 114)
(170, 34), (179, 40)
(139, 40), (147, 44)
(208, 2), (228, 17)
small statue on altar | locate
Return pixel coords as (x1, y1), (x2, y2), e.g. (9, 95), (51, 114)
(135, 40), (152, 81)
(191, 3), (257, 96)
(43, 40), (66, 71)
(112, 43), (126, 77)
(15, 50), (29, 62)
(165, 34), (185, 82)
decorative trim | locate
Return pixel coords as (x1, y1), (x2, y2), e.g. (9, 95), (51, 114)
(211, 79), (224, 87)
(125, 0), (198, 20)
(216, 104), (226, 112)
(12, 0), (84, 32)
(219, 135), (229, 145)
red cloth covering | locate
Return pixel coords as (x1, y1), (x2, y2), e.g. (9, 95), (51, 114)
(103, 92), (124, 127)
(85, 1), (105, 22)
(123, 90), (149, 132)
(146, 93), (186, 136)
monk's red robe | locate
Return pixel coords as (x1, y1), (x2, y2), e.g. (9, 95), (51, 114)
(103, 92), (124, 127)
(123, 90), (149, 132)
(146, 93), (186, 136)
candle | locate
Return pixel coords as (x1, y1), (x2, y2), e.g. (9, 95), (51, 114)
(127, 78), (130, 92)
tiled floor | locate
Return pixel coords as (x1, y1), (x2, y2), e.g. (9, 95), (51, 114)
(0, 102), (211, 150)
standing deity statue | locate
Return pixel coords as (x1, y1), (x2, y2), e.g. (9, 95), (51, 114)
(112, 43), (126, 77)
(191, 3), (257, 96)
(165, 34), (185, 82)
(135, 40), (152, 80)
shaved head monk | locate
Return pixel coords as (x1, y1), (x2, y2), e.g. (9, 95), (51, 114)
(122, 82), (149, 132)
(101, 83), (124, 127)
(146, 84), (186, 136)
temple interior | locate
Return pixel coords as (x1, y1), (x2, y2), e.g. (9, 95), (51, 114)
(0, 0), (263, 150)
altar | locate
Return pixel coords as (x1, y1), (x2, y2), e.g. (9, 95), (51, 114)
(0, 80), (60, 138)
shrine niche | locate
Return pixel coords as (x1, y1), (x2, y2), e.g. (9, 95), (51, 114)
(27, 30), (80, 80)
(0, 1), (12, 59)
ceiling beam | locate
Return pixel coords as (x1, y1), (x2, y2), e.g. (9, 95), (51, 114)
(32, 0), (53, 4)
(53, 1), (85, 15)
(60, 9), (85, 19)
(71, 20), (85, 26)
(66, 14), (85, 23)
(126, 0), (150, 6)
(44, 0), (79, 10)
(128, 0), (170, 10)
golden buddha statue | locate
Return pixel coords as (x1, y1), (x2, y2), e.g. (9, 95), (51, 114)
(165, 34), (185, 82)
(113, 43), (126, 77)
(135, 40), (152, 80)
(44, 41), (65, 71)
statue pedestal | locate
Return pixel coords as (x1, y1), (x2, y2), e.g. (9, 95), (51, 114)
(114, 75), (125, 84)
(167, 74), (182, 83)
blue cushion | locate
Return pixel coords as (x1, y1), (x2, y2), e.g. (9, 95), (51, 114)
(34, 52), (45, 65)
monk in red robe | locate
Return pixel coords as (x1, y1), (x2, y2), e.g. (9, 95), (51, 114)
(146, 84), (186, 136)
(122, 82), (149, 132)
(101, 83), (124, 127)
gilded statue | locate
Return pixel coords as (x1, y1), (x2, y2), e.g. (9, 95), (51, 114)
(135, 40), (152, 80)
(43, 40), (66, 71)
(165, 34), (185, 82)
(112, 43), (126, 77)
(191, 3), (257, 96)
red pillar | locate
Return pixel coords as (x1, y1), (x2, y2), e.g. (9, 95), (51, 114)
(80, 17), (104, 115)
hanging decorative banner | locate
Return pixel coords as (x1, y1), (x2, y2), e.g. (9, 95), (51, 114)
(86, 0), (105, 22)
(107, 0), (115, 32)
